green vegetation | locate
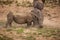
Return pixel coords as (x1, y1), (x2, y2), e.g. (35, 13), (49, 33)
(0, 0), (32, 7)
(0, 0), (60, 7)
(37, 28), (60, 40)
(0, 27), (60, 40)
(25, 36), (36, 40)
(0, 21), (5, 26)
(16, 28), (24, 34)
(16, 1), (32, 7)
(0, 0), (14, 5)
(0, 34), (13, 40)
(6, 28), (13, 32)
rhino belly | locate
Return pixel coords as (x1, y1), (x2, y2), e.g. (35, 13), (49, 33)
(13, 16), (27, 24)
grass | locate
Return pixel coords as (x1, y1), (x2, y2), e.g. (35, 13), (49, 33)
(0, 21), (5, 26)
(16, 27), (60, 40)
(0, 34), (13, 40)
(0, 25), (60, 40)
(16, 28), (24, 34)
(25, 36), (36, 40)
(6, 28), (13, 32)
(6, 26), (60, 38)
(37, 28), (60, 37)
(16, 1), (32, 7)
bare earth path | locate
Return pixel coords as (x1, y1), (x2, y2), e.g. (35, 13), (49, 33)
(43, 17), (60, 28)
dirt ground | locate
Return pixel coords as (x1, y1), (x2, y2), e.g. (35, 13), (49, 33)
(0, 5), (60, 40)
(43, 6), (60, 28)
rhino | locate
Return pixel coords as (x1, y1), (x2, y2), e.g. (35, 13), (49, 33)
(5, 11), (39, 28)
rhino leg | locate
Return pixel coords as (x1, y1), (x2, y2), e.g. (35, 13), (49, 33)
(27, 22), (31, 27)
(5, 18), (13, 28)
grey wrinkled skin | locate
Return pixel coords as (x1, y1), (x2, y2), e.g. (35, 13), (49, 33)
(32, 0), (44, 28)
(31, 8), (44, 28)
(5, 12), (39, 28)
(33, 0), (44, 11)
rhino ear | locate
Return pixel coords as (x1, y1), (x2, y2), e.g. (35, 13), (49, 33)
(42, 0), (45, 3)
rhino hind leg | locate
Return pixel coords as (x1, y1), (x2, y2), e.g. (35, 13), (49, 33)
(6, 16), (13, 28)
(5, 19), (13, 28)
